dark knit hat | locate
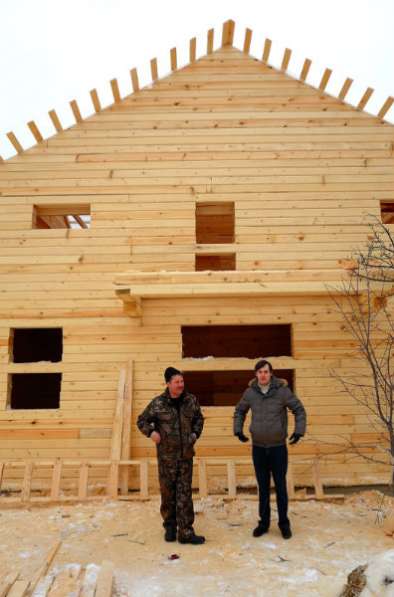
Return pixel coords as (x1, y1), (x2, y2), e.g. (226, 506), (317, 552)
(254, 359), (273, 373)
(164, 366), (183, 383)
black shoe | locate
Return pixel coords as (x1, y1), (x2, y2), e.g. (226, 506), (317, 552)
(178, 533), (205, 545)
(280, 526), (292, 539)
(253, 523), (269, 537)
(164, 527), (177, 542)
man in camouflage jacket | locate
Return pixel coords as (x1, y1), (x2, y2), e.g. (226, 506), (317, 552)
(137, 366), (205, 544)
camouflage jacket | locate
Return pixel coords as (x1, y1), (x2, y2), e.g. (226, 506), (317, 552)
(137, 389), (204, 460)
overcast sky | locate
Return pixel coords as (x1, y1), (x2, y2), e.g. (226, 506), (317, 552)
(1, 0), (393, 160)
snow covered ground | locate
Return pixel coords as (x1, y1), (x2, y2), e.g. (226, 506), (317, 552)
(0, 491), (393, 596)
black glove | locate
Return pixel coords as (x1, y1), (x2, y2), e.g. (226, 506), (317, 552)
(289, 432), (303, 445)
(235, 432), (249, 443)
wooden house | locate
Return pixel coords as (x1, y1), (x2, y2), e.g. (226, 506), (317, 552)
(0, 20), (393, 497)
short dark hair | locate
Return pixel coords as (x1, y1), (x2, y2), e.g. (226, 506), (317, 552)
(254, 359), (273, 373)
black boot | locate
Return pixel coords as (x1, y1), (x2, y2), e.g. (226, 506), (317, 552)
(178, 532), (205, 545)
(253, 522), (269, 537)
(164, 527), (177, 542)
(280, 525), (292, 539)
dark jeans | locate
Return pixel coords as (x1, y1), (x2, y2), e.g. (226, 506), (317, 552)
(252, 444), (290, 530)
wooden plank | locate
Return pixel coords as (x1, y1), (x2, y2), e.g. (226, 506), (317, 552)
(378, 96), (394, 119)
(227, 460), (236, 499)
(0, 573), (19, 597)
(207, 29), (214, 55)
(120, 360), (133, 494)
(338, 77), (353, 101)
(90, 89), (102, 113)
(300, 58), (311, 82)
(110, 79), (121, 104)
(111, 367), (126, 460)
(198, 458), (208, 497)
(27, 121), (44, 143)
(6, 132), (23, 154)
(28, 541), (62, 594)
(48, 110), (63, 133)
(170, 47), (177, 72)
(69, 100), (83, 123)
(78, 461), (89, 500)
(50, 460), (62, 500)
(95, 562), (114, 597)
(262, 38), (272, 63)
(221, 19), (235, 47)
(281, 48), (292, 71)
(357, 87), (374, 110)
(150, 58), (158, 82)
(319, 68), (332, 92)
(6, 580), (29, 597)
(243, 29), (252, 54)
(130, 68), (139, 92)
(189, 38), (196, 63)
(140, 459), (149, 499)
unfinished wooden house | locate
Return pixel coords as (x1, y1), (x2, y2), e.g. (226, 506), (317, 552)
(0, 20), (393, 500)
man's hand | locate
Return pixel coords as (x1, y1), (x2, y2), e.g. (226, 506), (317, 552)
(235, 432), (249, 443)
(150, 431), (161, 445)
(189, 432), (197, 444)
(289, 432), (303, 445)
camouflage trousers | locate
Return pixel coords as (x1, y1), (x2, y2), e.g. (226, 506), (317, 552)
(157, 457), (194, 539)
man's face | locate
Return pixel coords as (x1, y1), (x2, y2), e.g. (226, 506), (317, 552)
(256, 365), (272, 386)
(167, 374), (185, 397)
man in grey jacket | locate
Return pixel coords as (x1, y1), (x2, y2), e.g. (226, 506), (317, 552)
(233, 359), (306, 539)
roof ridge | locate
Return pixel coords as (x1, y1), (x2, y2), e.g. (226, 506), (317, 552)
(1, 18), (393, 163)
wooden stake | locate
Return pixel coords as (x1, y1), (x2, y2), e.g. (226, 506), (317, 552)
(207, 29), (214, 54)
(21, 461), (33, 503)
(198, 458), (208, 498)
(107, 462), (119, 499)
(48, 109), (63, 132)
(338, 77), (353, 101)
(286, 462), (295, 499)
(150, 58), (158, 82)
(262, 38), (272, 63)
(140, 459), (149, 499)
(357, 87), (374, 110)
(50, 459), (62, 500)
(73, 214), (88, 229)
(130, 68), (139, 92)
(221, 19), (235, 47)
(319, 68), (332, 92)
(6, 132), (23, 154)
(189, 37), (196, 63)
(110, 78), (121, 103)
(90, 89), (102, 113)
(95, 561), (114, 597)
(312, 459), (324, 499)
(378, 96), (394, 119)
(281, 48), (292, 71)
(300, 58), (312, 82)
(170, 47), (177, 71)
(70, 100), (83, 123)
(78, 461), (89, 500)
(227, 461), (236, 499)
(0, 462), (4, 492)
(243, 28), (252, 53)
